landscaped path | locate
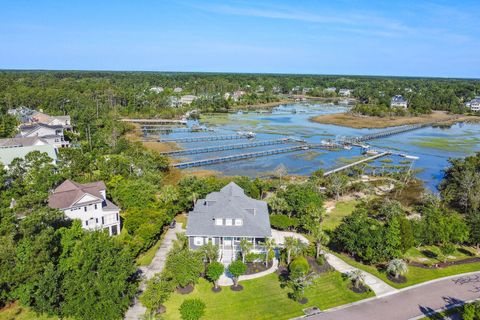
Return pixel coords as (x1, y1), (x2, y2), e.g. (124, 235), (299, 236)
(218, 258), (279, 286)
(323, 253), (398, 297)
(124, 223), (183, 320)
(271, 229), (397, 297)
(309, 271), (480, 320)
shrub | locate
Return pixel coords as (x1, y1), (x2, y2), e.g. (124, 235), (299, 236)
(289, 256), (309, 275)
(245, 252), (265, 263)
(270, 215), (299, 230)
(179, 299), (206, 320)
(206, 262), (224, 289)
(165, 250), (203, 288)
(228, 261), (247, 286)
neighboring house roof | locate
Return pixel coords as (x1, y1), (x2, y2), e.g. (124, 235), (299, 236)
(391, 95), (407, 103)
(0, 136), (47, 148)
(48, 180), (114, 210)
(186, 182), (272, 238)
(0, 145), (57, 167)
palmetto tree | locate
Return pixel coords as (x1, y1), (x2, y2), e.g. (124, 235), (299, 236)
(387, 259), (408, 279)
(284, 236), (296, 265)
(239, 238), (253, 263)
(200, 242), (219, 263)
(311, 227), (330, 259)
(346, 270), (365, 289)
(284, 237), (306, 265)
(263, 238), (276, 267)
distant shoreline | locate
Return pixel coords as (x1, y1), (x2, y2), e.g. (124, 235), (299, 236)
(309, 111), (480, 129)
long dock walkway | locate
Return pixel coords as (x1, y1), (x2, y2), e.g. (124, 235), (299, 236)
(173, 145), (309, 168)
(323, 152), (390, 176)
(162, 138), (293, 156)
(158, 134), (253, 143)
(340, 123), (429, 145)
(121, 118), (187, 125)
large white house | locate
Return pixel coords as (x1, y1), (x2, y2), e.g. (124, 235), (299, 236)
(186, 182), (272, 263)
(390, 95), (408, 109)
(48, 180), (121, 236)
(466, 98), (480, 112)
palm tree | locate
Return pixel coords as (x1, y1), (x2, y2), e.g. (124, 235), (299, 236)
(200, 242), (219, 263)
(311, 227), (329, 259)
(347, 270), (365, 289)
(239, 238), (253, 263)
(284, 236), (296, 265)
(263, 238), (276, 267)
(386, 259), (408, 279)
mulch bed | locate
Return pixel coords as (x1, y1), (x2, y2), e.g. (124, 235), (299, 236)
(230, 284), (244, 291)
(349, 284), (370, 294)
(245, 262), (272, 275)
(409, 257), (480, 269)
(307, 256), (334, 274)
(176, 284), (194, 294)
(298, 297), (309, 304)
(211, 287), (222, 293)
(387, 274), (407, 283)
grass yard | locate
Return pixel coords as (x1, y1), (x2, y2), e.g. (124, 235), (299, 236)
(162, 272), (373, 320)
(331, 251), (480, 289)
(405, 245), (477, 265)
(0, 302), (59, 320)
(323, 200), (358, 231)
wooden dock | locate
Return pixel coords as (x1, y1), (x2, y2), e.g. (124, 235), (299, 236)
(323, 152), (390, 176)
(120, 118), (187, 125)
(158, 134), (253, 143)
(173, 145), (309, 169)
(162, 139), (294, 156)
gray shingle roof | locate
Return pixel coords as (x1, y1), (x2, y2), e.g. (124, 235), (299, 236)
(186, 182), (272, 238)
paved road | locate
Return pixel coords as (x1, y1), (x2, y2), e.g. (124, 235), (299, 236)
(124, 223), (183, 320)
(310, 272), (480, 320)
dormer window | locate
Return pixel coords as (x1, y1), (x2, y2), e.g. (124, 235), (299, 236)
(215, 218), (223, 226)
(225, 219), (233, 226)
(235, 219), (243, 226)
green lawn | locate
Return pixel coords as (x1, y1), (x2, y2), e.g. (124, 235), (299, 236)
(162, 272), (373, 320)
(0, 302), (59, 320)
(137, 237), (164, 266)
(405, 245), (477, 265)
(330, 251), (480, 289)
(323, 200), (358, 231)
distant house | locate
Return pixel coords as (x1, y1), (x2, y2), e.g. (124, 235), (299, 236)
(150, 86), (164, 94)
(48, 180), (121, 236)
(390, 95), (408, 109)
(0, 136), (48, 148)
(169, 96), (180, 108)
(173, 87), (183, 93)
(8, 107), (71, 128)
(339, 89), (353, 97)
(18, 123), (69, 148)
(0, 144), (57, 169)
(232, 90), (246, 102)
(324, 87), (337, 93)
(257, 85), (265, 93)
(302, 87), (312, 94)
(465, 97), (480, 112)
(186, 182), (272, 263)
(180, 95), (197, 105)
(272, 86), (282, 94)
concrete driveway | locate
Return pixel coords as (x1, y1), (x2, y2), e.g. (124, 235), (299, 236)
(309, 272), (480, 320)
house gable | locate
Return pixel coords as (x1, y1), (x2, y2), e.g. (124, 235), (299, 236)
(73, 193), (102, 206)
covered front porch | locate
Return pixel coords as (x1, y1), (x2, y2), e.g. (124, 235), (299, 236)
(219, 236), (266, 263)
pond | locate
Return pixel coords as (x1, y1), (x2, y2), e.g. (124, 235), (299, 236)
(152, 104), (480, 192)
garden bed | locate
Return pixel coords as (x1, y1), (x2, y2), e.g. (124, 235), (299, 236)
(245, 261), (272, 275)
(307, 256), (334, 274)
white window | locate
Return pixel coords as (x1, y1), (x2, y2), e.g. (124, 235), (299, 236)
(194, 237), (204, 246)
(215, 218), (223, 226)
(225, 219), (233, 226)
(235, 219), (243, 226)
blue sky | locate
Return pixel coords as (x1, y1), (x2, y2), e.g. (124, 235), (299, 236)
(1, 0), (479, 78)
